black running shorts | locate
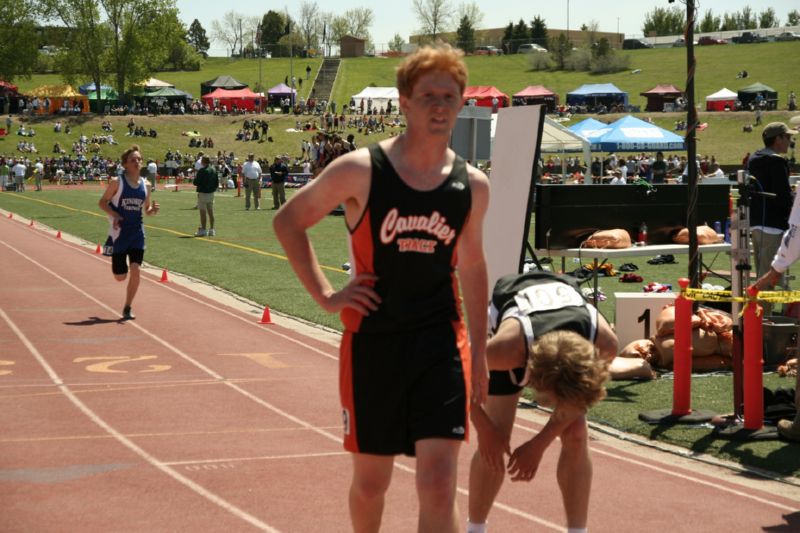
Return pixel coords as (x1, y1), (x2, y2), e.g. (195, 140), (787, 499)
(111, 249), (144, 275)
(340, 321), (470, 456)
(488, 368), (527, 396)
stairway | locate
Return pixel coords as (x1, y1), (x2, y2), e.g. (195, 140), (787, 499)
(310, 58), (340, 102)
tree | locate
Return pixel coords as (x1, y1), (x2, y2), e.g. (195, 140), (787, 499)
(260, 10), (287, 54)
(720, 12), (738, 31)
(297, 0), (320, 52)
(548, 32), (571, 70)
(699, 10), (721, 33)
(641, 6), (684, 36)
(327, 8), (374, 53)
(186, 19), (210, 57)
(0, 0), (43, 82)
(592, 37), (611, 59)
(456, 15), (475, 53)
(101, 0), (185, 97)
(509, 18), (528, 53)
(212, 11), (246, 57)
(412, 0), (453, 42)
(388, 33), (405, 53)
(582, 19), (599, 46)
(456, 2), (483, 30)
(530, 15), (548, 48)
(737, 7), (758, 29)
(759, 8), (779, 28)
(501, 22), (513, 54)
(788, 10), (800, 26)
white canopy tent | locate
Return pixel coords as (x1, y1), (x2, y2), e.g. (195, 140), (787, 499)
(351, 87), (400, 112)
(491, 114), (591, 177)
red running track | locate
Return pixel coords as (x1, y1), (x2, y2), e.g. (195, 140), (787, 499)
(1, 211), (799, 532)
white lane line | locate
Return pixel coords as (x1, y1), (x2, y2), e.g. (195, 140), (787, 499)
(164, 451), (349, 467)
(0, 307), (279, 533)
(510, 419), (799, 513)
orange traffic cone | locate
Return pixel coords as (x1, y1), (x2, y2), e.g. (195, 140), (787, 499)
(56, 230), (62, 239)
(159, 269), (169, 282)
(7, 213), (12, 219)
(258, 306), (273, 324)
(95, 243), (102, 254)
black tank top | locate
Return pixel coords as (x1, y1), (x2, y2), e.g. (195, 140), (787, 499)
(489, 271), (597, 342)
(341, 144), (472, 333)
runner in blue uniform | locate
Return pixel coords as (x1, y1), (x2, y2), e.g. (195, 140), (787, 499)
(98, 145), (159, 320)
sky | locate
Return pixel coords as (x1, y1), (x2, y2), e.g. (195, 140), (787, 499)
(175, 0), (800, 56)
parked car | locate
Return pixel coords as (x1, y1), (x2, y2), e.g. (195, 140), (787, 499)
(475, 46), (502, 55)
(776, 31), (800, 42)
(672, 38), (697, 47)
(698, 36), (728, 45)
(731, 32), (768, 44)
(518, 43), (548, 53)
(622, 38), (653, 50)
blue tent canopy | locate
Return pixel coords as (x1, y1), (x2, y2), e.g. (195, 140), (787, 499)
(590, 115), (685, 152)
(566, 83), (629, 107)
(568, 118), (612, 147)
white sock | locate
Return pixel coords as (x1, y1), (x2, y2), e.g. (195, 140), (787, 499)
(466, 520), (487, 533)
(567, 528), (587, 533)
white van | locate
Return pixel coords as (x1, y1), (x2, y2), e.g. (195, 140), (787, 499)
(518, 43), (547, 53)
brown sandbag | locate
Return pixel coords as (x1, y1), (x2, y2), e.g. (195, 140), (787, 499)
(581, 229), (632, 249)
(652, 330), (731, 370)
(655, 304), (702, 338)
(618, 339), (656, 359)
(609, 357), (656, 380)
(672, 225), (722, 244)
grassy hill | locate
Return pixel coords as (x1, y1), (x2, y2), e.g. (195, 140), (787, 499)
(330, 42), (800, 110)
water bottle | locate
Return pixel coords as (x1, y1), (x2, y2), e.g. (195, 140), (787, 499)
(713, 220), (722, 236)
(724, 219), (731, 243)
(638, 222), (648, 245)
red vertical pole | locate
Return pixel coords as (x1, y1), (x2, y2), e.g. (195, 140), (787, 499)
(672, 278), (692, 416)
(743, 286), (764, 430)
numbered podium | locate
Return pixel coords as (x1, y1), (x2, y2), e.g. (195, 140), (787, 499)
(615, 292), (677, 349)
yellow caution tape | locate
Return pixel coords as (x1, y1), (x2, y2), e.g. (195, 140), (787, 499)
(683, 288), (800, 304)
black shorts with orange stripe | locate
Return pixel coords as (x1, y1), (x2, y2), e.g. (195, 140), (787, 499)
(339, 321), (470, 456)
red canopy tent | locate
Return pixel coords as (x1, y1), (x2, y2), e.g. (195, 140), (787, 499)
(463, 86), (509, 112)
(512, 85), (559, 112)
(640, 84), (684, 112)
(201, 87), (263, 112)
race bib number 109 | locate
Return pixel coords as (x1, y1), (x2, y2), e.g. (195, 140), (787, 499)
(513, 282), (585, 314)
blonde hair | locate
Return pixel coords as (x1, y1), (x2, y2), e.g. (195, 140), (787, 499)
(528, 330), (609, 409)
(121, 145), (141, 164)
(395, 43), (468, 98)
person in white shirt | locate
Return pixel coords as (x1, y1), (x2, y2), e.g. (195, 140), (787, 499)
(147, 159), (158, 190)
(33, 158), (44, 191)
(703, 164), (725, 180)
(610, 174), (626, 185)
(12, 160), (26, 191)
(242, 153), (263, 210)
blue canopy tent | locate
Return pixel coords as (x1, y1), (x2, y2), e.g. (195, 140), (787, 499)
(568, 118), (612, 149)
(566, 83), (629, 111)
(591, 115), (685, 152)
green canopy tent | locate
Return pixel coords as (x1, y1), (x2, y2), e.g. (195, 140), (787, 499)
(86, 87), (120, 113)
(737, 82), (778, 110)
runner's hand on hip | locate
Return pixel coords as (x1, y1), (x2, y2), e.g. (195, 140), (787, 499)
(322, 273), (380, 315)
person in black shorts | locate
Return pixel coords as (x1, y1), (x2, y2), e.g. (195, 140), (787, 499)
(467, 271), (618, 533)
(274, 44), (490, 532)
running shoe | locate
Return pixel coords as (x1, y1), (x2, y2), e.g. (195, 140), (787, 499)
(122, 305), (135, 320)
(208, 229), (216, 236)
(195, 228), (207, 237)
